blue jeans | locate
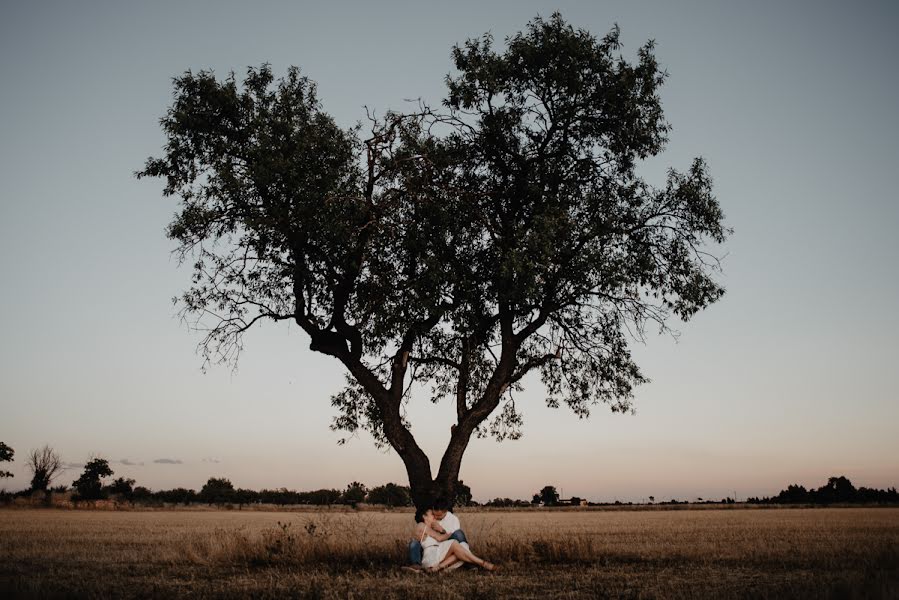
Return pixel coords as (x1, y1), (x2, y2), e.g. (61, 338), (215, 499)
(408, 529), (469, 565)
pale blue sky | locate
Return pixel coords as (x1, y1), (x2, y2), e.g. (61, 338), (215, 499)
(1, 1), (897, 502)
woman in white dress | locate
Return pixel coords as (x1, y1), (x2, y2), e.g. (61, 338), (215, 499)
(414, 508), (497, 572)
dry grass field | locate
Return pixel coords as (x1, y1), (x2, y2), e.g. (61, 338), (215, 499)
(1, 507), (897, 599)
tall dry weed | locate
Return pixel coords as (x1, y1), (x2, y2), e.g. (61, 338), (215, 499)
(180, 514), (407, 568)
(182, 516), (617, 567)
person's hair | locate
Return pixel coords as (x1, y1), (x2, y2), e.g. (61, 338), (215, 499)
(433, 496), (453, 511)
(414, 507), (429, 523)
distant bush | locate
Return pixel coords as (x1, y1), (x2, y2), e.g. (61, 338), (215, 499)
(365, 483), (411, 507)
(106, 477), (136, 500)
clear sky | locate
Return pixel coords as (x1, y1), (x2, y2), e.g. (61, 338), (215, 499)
(1, 1), (897, 503)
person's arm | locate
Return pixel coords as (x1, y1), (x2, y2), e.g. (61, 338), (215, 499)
(426, 524), (452, 542)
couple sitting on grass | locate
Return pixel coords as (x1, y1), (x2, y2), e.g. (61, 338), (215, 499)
(405, 497), (497, 573)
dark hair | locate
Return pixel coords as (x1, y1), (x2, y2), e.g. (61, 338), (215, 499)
(433, 496), (453, 511)
(414, 507), (429, 523)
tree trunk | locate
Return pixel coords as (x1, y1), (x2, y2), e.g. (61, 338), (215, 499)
(408, 475), (458, 511)
(408, 342), (515, 510)
(339, 323), (516, 511)
(403, 458), (437, 510)
(403, 430), (468, 510)
(394, 432), (458, 509)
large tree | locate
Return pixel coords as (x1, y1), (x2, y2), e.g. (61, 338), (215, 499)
(138, 13), (729, 508)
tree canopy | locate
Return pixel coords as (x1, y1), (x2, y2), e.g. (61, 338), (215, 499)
(107, 477), (136, 499)
(138, 13), (729, 507)
(199, 477), (236, 504)
(72, 458), (114, 500)
(366, 483), (412, 507)
(341, 481), (368, 506)
(534, 485), (560, 506)
(0, 442), (13, 479)
(454, 480), (473, 507)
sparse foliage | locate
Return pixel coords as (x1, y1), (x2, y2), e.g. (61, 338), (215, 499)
(26, 445), (62, 492)
(139, 12), (729, 508)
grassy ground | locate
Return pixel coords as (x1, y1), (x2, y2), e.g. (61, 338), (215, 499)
(1, 507), (897, 598)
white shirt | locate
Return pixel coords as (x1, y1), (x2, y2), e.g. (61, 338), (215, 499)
(438, 511), (461, 534)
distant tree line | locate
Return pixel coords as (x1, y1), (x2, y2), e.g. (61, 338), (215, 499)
(489, 477), (899, 508)
(2, 443), (896, 507)
(746, 476), (899, 505)
(0, 442), (476, 507)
